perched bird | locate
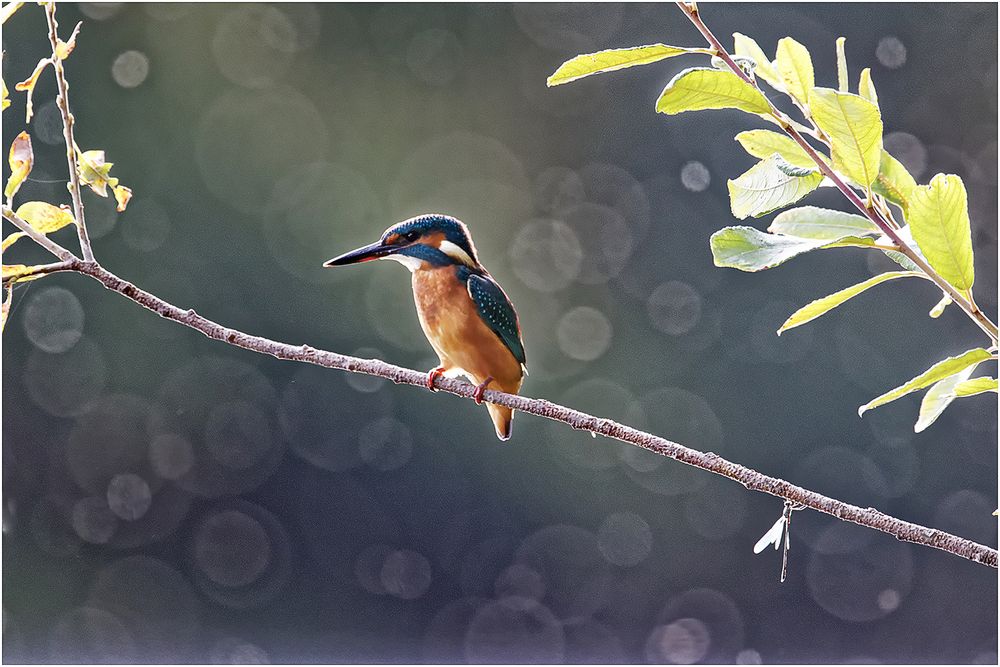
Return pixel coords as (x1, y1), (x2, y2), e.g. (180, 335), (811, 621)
(324, 214), (527, 440)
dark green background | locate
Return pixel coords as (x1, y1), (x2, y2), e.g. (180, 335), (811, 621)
(3, 3), (997, 663)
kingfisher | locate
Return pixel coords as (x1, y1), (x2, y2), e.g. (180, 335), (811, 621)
(324, 214), (527, 440)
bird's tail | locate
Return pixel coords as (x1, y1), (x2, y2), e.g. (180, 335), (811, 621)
(487, 403), (514, 441)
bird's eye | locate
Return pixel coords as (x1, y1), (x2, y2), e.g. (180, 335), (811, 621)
(404, 231), (420, 242)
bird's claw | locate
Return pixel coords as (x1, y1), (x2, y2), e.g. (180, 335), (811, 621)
(473, 376), (494, 405)
(426, 367), (445, 392)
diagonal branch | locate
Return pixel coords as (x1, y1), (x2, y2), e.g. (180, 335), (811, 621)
(2, 205), (995, 569)
(674, 1), (998, 343)
(43, 3), (94, 263)
(2, 206), (77, 262)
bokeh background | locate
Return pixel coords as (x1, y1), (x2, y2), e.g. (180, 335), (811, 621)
(2, 2), (997, 663)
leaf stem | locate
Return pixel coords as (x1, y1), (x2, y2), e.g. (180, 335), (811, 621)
(43, 2), (94, 263)
(674, 1), (998, 343)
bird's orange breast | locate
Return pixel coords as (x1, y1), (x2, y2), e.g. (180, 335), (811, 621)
(411, 266), (523, 392)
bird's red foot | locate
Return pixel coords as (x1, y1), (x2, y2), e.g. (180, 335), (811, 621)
(426, 366), (446, 391)
(472, 376), (495, 405)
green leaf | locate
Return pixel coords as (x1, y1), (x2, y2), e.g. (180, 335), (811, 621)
(775, 37), (814, 105)
(656, 67), (771, 116)
(880, 224), (922, 271)
(5, 130), (32, 201)
(928, 294), (951, 318)
(915, 363), (980, 432)
(14, 201), (75, 233)
(858, 67), (878, 108)
(906, 173), (975, 290)
(835, 37), (848, 92)
(858, 348), (993, 417)
(727, 155), (823, 219)
(777, 271), (923, 334)
(76, 149), (115, 196)
(873, 150), (916, 213)
(76, 148), (133, 212)
(710, 226), (875, 272)
(733, 33), (780, 88)
(768, 206), (879, 241)
(734, 130), (815, 169)
(547, 45), (705, 86)
(809, 87), (883, 187)
(953, 377), (998, 397)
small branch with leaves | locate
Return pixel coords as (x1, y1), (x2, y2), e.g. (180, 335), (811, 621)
(2, 3), (997, 581)
(546, 1), (998, 432)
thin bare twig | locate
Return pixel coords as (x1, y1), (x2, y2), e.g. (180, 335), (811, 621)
(675, 1), (998, 343)
(2, 206), (995, 569)
(44, 3), (93, 263)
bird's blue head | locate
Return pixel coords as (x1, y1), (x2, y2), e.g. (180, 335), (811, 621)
(323, 214), (480, 272)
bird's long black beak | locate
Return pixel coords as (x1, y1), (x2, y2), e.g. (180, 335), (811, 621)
(323, 240), (396, 267)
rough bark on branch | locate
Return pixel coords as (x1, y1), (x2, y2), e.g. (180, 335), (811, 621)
(3, 242), (991, 569)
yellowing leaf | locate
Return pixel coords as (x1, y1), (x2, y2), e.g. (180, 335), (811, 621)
(1, 1), (24, 24)
(14, 57), (52, 123)
(858, 67), (878, 108)
(859, 348), (993, 417)
(733, 33), (780, 88)
(656, 67), (771, 116)
(5, 130), (33, 201)
(775, 37), (814, 106)
(1, 283), (11, 332)
(55, 21), (83, 60)
(952, 377), (998, 397)
(734, 130), (815, 169)
(873, 150), (916, 213)
(112, 183), (133, 212)
(777, 271), (922, 334)
(768, 206), (879, 240)
(835, 37), (848, 92)
(727, 155), (822, 219)
(907, 174), (975, 290)
(2, 263), (46, 282)
(809, 87), (883, 187)
(547, 44), (705, 86)
(915, 363), (979, 432)
(928, 294), (951, 318)
(2, 231), (26, 251)
(710, 225), (875, 272)
(14, 201), (75, 233)
(2, 75), (9, 112)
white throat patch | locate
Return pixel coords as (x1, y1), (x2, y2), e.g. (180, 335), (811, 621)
(383, 253), (423, 272)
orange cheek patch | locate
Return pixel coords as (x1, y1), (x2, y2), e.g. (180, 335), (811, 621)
(424, 231), (446, 247)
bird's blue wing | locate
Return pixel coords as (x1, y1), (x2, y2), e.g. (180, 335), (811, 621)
(465, 271), (526, 368)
